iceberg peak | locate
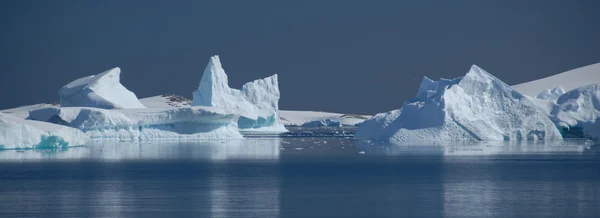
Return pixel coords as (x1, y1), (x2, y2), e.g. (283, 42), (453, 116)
(192, 55), (286, 132)
(356, 65), (562, 142)
(60, 67), (145, 109)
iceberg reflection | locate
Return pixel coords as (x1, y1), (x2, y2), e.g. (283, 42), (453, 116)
(0, 139), (281, 162)
(356, 140), (593, 156)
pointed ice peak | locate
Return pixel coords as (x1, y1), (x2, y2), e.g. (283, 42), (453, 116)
(192, 55), (286, 131)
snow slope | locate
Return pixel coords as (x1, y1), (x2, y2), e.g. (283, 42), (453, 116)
(513, 62), (600, 96)
(279, 110), (371, 127)
(1, 103), (56, 119)
(192, 55), (286, 132)
(60, 67), (146, 109)
(355, 65), (562, 142)
(28, 106), (242, 141)
(0, 112), (88, 149)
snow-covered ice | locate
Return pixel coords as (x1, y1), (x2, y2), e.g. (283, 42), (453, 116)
(28, 106), (243, 141)
(1, 103), (56, 119)
(536, 86), (566, 100)
(59, 67), (146, 109)
(192, 55), (286, 132)
(355, 65), (562, 142)
(279, 110), (371, 127)
(0, 112), (88, 149)
(140, 94), (191, 108)
(549, 84), (600, 140)
(513, 62), (600, 96)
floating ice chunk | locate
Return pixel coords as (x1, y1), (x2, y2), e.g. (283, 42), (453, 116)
(28, 106), (242, 141)
(192, 55), (286, 132)
(59, 67), (146, 109)
(355, 65), (562, 142)
(0, 113), (88, 149)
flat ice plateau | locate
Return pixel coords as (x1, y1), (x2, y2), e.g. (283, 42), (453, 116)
(28, 106), (242, 141)
(0, 112), (88, 149)
(355, 65), (562, 142)
(279, 110), (371, 127)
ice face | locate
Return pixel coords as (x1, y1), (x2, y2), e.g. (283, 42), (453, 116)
(0, 113), (88, 149)
(192, 55), (286, 132)
(59, 67), (146, 109)
(355, 65), (562, 142)
(536, 86), (566, 100)
(28, 106), (243, 141)
(548, 84), (600, 140)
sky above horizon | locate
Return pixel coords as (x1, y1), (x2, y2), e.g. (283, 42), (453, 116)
(1, 0), (599, 114)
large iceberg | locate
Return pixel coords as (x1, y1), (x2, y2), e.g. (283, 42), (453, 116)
(549, 84), (600, 140)
(192, 55), (286, 132)
(59, 67), (146, 109)
(0, 113), (88, 149)
(355, 65), (562, 142)
(28, 106), (242, 141)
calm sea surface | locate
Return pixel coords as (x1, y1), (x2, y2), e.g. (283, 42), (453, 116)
(0, 131), (598, 218)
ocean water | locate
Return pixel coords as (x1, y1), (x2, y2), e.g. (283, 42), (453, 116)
(0, 131), (599, 218)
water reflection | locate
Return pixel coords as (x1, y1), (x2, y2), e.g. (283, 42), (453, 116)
(356, 140), (593, 156)
(0, 139), (281, 162)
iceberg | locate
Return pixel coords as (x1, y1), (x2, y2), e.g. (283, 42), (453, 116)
(549, 84), (600, 140)
(192, 55), (286, 132)
(536, 86), (566, 100)
(28, 106), (242, 141)
(0, 112), (88, 149)
(355, 65), (562, 142)
(279, 110), (371, 127)
(59, 67), (146, 109)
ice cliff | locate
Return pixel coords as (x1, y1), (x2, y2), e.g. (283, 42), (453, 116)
(59, 67), (146, 109)
(28, 106), (243, 141)
(192, 55), (286, 132)
(355, 65), (563, 142)
(0, 113), (88, 149)
(549, 84), (600, 140)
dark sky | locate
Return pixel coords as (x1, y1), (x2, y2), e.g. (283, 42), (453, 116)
(1, 0), (599, 114)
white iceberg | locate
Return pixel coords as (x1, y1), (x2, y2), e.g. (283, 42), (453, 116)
(536, 86), (566, 100)
(279, 110), (371, 127)
(59, 67), (146, 109)
(355, 65), (562, 142)
(192, 55), (286, 132)
(549, 84), (600, 140)
(0, 112), (88, 149)
(28, 106), (242, 141)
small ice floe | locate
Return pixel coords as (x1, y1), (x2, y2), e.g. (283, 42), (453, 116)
(358, 151), (365, 155)
(294, 147), (303, 151)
